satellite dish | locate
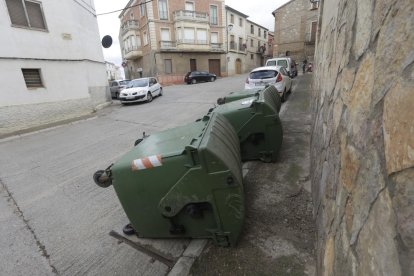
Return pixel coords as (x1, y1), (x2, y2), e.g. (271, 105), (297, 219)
(101, 35), (113, 48)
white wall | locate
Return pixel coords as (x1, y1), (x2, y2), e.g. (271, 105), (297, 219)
(0, 0), (108, 135)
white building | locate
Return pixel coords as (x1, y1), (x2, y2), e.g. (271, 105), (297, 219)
(225, 6), (268, 76)
(105, 61), (122, 81)
(225, 6), (248, 75)
(0, 0), (109, 137)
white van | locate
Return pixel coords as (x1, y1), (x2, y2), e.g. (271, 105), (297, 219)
(265, 57), (297, 77)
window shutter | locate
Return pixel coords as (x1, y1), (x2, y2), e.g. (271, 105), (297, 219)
(5, 0), (29, 27)
(25, 1), (46, 29)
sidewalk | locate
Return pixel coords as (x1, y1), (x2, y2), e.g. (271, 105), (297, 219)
(190, 74), (316, 275)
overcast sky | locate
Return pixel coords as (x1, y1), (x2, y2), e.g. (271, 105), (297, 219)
(94, 0), (290, 66)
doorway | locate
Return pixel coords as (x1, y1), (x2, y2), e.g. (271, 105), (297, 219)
(190, 59), (197, 71)
(235, 59), (242, 74)
(208, 59), (221, 77)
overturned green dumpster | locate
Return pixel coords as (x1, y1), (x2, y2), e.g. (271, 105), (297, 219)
(217, 85), (281, 113)
(94, 113), (244, 247)
(210, 90), (283, 162)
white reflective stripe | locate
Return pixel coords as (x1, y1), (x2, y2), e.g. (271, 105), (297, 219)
(133, 159), (146, 170)
(149, 155), (162, 167)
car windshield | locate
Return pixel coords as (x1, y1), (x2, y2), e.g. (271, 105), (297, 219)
(277, 60), (288, 67)
(127, 79), (148, 88)
(250, 70), (278, 79)
(119, 80), (129, 85)
(267, 60), (276, 66)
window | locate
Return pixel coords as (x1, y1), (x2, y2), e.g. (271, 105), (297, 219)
(143, 31), (148, 45)
(164, 59), (172, 74)
(161, 28), (170, 41)
(239, 17), (243, 27)
(250, 25), (254, 34)
(250, 54), (254, 60)
(22, 68), (43, 88)
(196, 29), (207, 44)
(258, 28), (261, 36)
(136, 34), (141, 46)
(264, 31), (267, 39)
(250, 39), (253, 47)
(185, 1), (194, 11)
(158, 0), (168, 20)
(249, 70), (277, 79)
(230, 14), (234, 24)
(5, 0), (47, 30)
(140, 0), (145, 16)
(130, 13), (134, 19)
(210, 5), (217, 25)
(184, 27), (195, 42)
(310, 2), (319, 9)
(211, 32), (218, 43)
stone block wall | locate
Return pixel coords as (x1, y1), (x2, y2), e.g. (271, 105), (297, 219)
(311, 0), (413, 275)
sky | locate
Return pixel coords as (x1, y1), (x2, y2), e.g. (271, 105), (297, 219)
(94, 0), (290, 66)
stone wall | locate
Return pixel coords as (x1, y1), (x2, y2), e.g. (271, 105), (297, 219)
(311, 0), (414, 275)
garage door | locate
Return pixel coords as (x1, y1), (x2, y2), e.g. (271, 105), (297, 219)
(208, 59), (221, 77)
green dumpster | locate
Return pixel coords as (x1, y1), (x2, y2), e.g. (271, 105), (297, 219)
(211, 91), (283, 162)
(94, 113), (244, 247)
(217, 85), (281, 113)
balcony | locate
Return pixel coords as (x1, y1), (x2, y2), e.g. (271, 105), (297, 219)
(211, 43), (223, 51)
(229, 41), (237, 51)
(160, 40), (176, 49)
(173, 10), (209, 22)
(124, 45), (143, 60)
(121, 20), (139, 36)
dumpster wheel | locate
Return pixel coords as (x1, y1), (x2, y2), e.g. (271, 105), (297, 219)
(123, 223), (136, 235)
(93, 170), (112, 188)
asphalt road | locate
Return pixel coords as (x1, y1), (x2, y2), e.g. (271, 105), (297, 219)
(0, 75), (253, 275)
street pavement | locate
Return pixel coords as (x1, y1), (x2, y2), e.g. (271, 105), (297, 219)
(0, 74), (314, 276)
(0, 75), (249, 276)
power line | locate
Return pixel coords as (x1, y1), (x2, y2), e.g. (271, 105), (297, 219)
(96, 0), (154, 16)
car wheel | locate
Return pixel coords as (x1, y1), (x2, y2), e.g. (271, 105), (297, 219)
(159, 87), (163, 96)
(147, 92), (153, 102)
(281, 89), (287, 102)
(123, 223), (135, 235)
(210, 77), (215, 82)
(191, 79), (197, 84)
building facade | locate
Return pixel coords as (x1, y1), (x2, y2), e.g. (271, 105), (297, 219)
(225, 6), (268, 76)
(272, 0), (319, 62)
(0, 0), (108, 137)
(105, 61), (122, 81)
(119, 0), (226, 84)
(245, 19), (268, 71)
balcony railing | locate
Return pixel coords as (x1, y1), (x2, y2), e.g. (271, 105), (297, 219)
(176, 39), (208, 45)
(124, 45), (143, 59)
(239, 44), (246, 51)
(229, 41), (237, 51)
(121, 20), (139, 35)
(173, 10), (209, 22)
(160, 40), (176, 49)
(211, 43), (223, 51)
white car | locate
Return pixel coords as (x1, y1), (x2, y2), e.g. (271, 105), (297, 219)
(245, 66), (292, 102)
(119, 77), (162, 104)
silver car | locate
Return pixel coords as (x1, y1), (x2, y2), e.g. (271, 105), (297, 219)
(119, 77), (163, 104)
(110, 79), (130, 99)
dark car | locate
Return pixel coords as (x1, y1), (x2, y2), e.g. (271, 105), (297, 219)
(184, 71), (217, 84)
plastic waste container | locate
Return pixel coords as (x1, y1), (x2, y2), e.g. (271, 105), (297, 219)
(94, 113), (244, 247)
(210, 91), (283, 162)
(217, 85), (281, 113)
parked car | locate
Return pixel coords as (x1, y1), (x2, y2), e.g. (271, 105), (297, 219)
(265, 57), (297, 77)
(119, 77), (162, 104)
(110, 79), (130, 99)
(184, 71), (216, 84)
(245, 66), (292, 102)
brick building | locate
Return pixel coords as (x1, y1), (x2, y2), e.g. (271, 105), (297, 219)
(119, 0), (226, 84)
(272, 0), (319, 62)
